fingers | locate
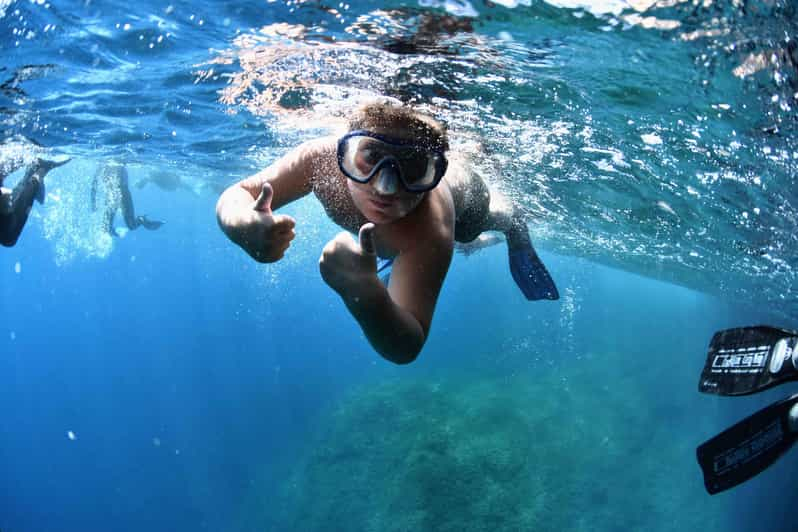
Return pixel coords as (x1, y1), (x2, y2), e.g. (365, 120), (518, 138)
(358, 222), (376, 256)
(259, 217), (295, 261)
(318, 232), (352, 285)
(271, 214), (296, 234)
(241, 211), (295, 263)
(253, 182), (273, 213)
(319, 231), (357, 265)
(271, 215), (296, 248)
(253, 246), (288, 263)
(252, 233), (293, 263)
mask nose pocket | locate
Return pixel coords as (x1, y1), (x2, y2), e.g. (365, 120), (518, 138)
(373, 159), (400, 195)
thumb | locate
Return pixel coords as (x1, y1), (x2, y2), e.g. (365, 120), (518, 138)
(358, 222), (376, 256)
(253, 182), (273, 213)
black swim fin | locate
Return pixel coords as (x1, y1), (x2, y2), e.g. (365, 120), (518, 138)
(699, 326), (798, 396)
(34, 179), (45, 204)
(506, 224), (558, 301)
(136, 215), (164, 230)
(697, 393), (798, 494)
(31, 156), (70, 204)
(508, 245), (558, 301)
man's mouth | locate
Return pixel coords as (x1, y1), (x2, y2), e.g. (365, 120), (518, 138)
(370, 197), (393, 210)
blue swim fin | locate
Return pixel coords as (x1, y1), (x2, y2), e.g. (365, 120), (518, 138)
(508, 244), (559, 301)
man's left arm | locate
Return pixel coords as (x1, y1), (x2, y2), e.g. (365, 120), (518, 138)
(320, 224), (453, 364)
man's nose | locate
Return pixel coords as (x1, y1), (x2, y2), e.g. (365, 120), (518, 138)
(373, 164), (399, 195)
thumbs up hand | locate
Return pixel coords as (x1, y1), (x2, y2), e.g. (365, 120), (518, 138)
(319, 222), (379, 297)
(220, 181), (296, 263)
(245, 182), (297, 263)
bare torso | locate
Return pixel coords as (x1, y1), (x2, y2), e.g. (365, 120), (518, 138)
(302, 137), (488, 256)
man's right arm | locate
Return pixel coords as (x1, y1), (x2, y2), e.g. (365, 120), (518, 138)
(216, 138), (328, 262)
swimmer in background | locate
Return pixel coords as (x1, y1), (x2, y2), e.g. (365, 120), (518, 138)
(0, 137), (70, 247)
(90, 162), (164, 237)
(135, 168), (226, 197)
(136, 169), (196, 194)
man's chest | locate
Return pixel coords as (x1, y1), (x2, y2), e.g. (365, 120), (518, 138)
(312, 175), (367, 234)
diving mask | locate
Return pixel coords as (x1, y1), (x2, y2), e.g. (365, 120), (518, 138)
(337, 130), (448, 193)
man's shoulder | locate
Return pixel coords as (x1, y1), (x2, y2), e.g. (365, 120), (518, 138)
(296, 136), (337, 157)
(285, 136), (338, 179)
(427, 184), (456, 228)
(271, 136), (339, 184)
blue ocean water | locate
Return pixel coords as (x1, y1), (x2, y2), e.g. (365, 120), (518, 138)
(1, 0), (797, 531)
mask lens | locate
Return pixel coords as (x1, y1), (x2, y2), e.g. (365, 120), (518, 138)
(399, 152), (441, 190)
(341, 137), (384, 181)
(392, 146), (429, 182)
(338, 132), (446, 191)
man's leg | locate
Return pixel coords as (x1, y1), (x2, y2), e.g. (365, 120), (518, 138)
(0, 157), (71, 246)
(118, 175), (141, 230)
(118, 176), (163, 231)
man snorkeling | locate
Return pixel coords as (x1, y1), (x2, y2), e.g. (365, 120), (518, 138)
(216, 102), (557, 364)
(91, 162), (164, 237)
(0, 138), (70, 247)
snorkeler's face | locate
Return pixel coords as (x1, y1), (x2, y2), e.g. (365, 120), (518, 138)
(346, 169), (426, 224)
(343, 126), (439, 223)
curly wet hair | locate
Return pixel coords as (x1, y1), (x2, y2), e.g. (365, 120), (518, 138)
(348, 101), (449, 152)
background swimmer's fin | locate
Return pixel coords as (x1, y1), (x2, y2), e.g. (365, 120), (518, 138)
(136, 215), (164, 230)
(36, 156), (71, 173)
(32, 156), (70, 204)
(699, 326), (798, 396)
(506, 227), (558, 300)
(696, 393), (798, 494)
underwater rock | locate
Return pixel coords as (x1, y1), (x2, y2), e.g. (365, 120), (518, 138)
(268, 372), (729, 532)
